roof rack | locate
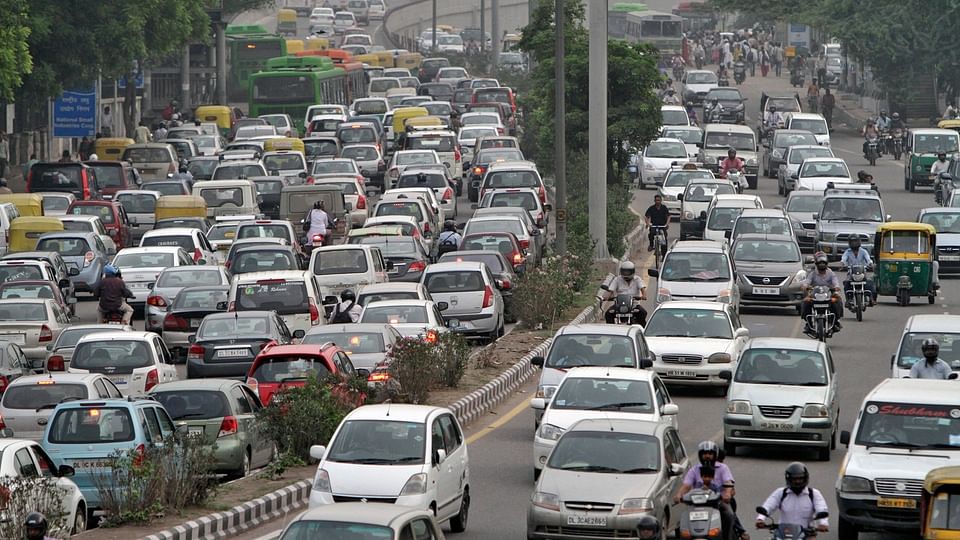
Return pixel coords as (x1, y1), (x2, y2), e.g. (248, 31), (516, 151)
(824, 182), (879, 194)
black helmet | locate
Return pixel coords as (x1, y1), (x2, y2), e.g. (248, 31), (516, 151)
(444, 219), (456, 232)
(24, 512), (47, 540)
(637, 515), (660, 538)
(697, 440), (719, 466)
(340, 289), (356, 303)
(922, 337), (939, 359)
(848, 235), (861, 247)
(785, 462), (809, 494)
(727, 148), (736, 156)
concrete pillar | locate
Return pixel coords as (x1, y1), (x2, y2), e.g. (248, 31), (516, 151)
(588, 0), (608, 259)
(491, 0), (500, 64)
(480, 0), (486, 53)
(554, 0), (566, 255)
(181, 46), (191, 115)
(216, 23), (227, 105)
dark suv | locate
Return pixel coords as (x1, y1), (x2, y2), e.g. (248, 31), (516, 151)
(26, 162), (101, 200)
(418, 57), (451, 83)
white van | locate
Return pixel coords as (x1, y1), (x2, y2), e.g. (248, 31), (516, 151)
(784, 112), (831, 147)
(192, 179), (261, 219)
(836, 378), (960, 538)
(308, 245), (389, 293)
(228, 270), (324, 335)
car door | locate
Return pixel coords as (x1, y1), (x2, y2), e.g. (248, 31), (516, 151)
(228, 384), (261, 463)
(653, 377), (678, 429)
(370, 248), (388, 283)
(153, 337), (178, 382)
(825, 348), (839, 424)
(29, 442), (79, 519)
(727, 307), (748, 355)
(429, 415), (457, 518)
(662, 428), (689, 525)
(239, 385), (273, 464)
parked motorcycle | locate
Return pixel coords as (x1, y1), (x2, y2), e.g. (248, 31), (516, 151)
(756, 507), (829, 539)
(733, 61), (746, 85)
(805, 285), (838, 342)
(677, 489), (725, 540)
(844, 265), (870, 322)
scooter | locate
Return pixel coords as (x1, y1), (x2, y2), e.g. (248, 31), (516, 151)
(677, 489), (726, 540)
(756, 508), (829, 539)
(890, 128), (904, 160)
(844, 265), (870, 322)
(804, 285), (837, 342)
(733, 61), (746, 85)
(865, 135), (879, 166)
(726, 169), (748, 192)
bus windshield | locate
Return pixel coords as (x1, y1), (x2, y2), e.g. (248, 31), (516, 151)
(252, 75), (315, 103)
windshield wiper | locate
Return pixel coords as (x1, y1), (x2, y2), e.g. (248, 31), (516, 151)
(701, 335), (733, 339)
(560, 465), (621, 473)
(173, 412), (209, 419)
(586, 401), (649, 410)
(344, 457), (396, 464)
(392, 456), (423, 463)
(622, 467), (658, 473)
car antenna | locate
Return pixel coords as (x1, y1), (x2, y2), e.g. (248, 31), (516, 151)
(385, 400), (391, 417)
(605, 412), (615, 432)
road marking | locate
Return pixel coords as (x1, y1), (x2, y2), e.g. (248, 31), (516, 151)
(466, 397), (531, 445)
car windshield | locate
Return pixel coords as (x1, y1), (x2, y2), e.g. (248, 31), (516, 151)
(356, 237), (419, 257)
(354, 101), (388, 115)
(116, 193), (157, 213)
(768, 98), (800, 112)
(438, 36), (463, 46)
(819, 198), (882, 221)
(735, 348), (828, 385)
(896, 332), (960, 369)
(686, 72), (717, 84)
(800, 161), (848, 178)
(734, 239), (800, 262)
(551, 378), (653, 413)
(172, 288), (227, 310)
(704, 132), (755, 150)
(72, 340), (153, 370)
(280, 522), (392, 539)
(662, 129), (703, 144)
(645, 308), (732, 339)
(646, 141), (687, 159)
(302, 332), (386, 354)
(786, 194), (824, 213)
(235, 281), (308, 315)
(734, 217), (792, 236)
(398, 173), (447, 189)
(920, 213), (960, 233)
(198, 315), (272, 339)
(370, 79), (400, 93)
(0, 266), (44, 284)
(251, 355), (329, 383)
(206, 225), (235, 242)
(157, 269), (223, 288)
(663, 170), (713, 188)
(461, 114), (499, 126)
(485, 170), (538, 189)
(42, 196), (71, 213)
(142, 235), (193, 251)
(662, 109), (689, 125)
(326, 419), (425, 464)
(304, 140), (339, 158)
(313, 249), (368, 275)
(547, 431), (660, 474)
(790, 120), (828, 135)
(707, 207), (744, 230)
(37, 237), (90, 257)
(464, 219), (523, 237)
(408, 136), (455, 152)
(424, 271), (484, 293)
(545, 335), (635, 368)
(774, 133), (818, 147)
(152, 390), (230, 421)
(360, 305), (428, 324)
(915, 134), (960, 154)
(48, 407), (135, 444)
(855, 401), (960, 449)
(789, 147), (833, 164)
(3, 383), (87, 410)
(396, 152), (438, 166)
(661, 252), (731, 281)
(684, 183), (734, 202)
(88, 165), (124, 188)
(477, 149), (523, 162)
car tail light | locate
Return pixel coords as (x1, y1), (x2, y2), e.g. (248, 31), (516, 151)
(473, 166), (483, 176)
(81, 170), (91, 200)
(368, 370), (391, 383)
(512, 252), (523, 266)
(519, 239), (529, 250)
(163, 314), (188, 331)
(538, 184), (546, 204)
(442, 187), (453, 201)
(482, 285), (494, 308)
(356, 194), (367, 209)
(497, 127), (504, 135)
(425, 330), (438, 344)
(0, 415), (6, 431)
(188, 344), (205, 362)
(0, 375), (9, 394)
(408, 260), (426, 272)
(309, 301), (320, 325)
(144, 368), (159, 392)
(306, 176), (315, 184)
(38, 325), (53, 343)
(193, 248), (203, 262)
(218, 416), (239, 438)
(245, 377), (259, 393)
(501, 279), (512, 290)
(83, 251), (95, 266)
(147, 295), (168, 308)
(224, 259), (232, 270)
(47, 355), (65, 372)
(227, 301), (235, 311)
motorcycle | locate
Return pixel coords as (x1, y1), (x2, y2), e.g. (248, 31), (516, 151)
(677, 489), (725, 540)
(725, 169), (748, 193)
(756, 507), (829, 540)
(844, 265), (870, 322)
(879, 129), (891, 156)
(695, 54), (704, 69)
(733, 61), (746, 85)
(627, 164), (639, 184)
(890, 128), (904, 160)
(865, 135), (879, 166)
(598, 284), (641, 325)
(805, 285), (838, 342)
(790, 68), (805, 88)
(673, 64), (685, 81)
(707, 103), (724, 124)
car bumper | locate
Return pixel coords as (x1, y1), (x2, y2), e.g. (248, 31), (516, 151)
(186, 358), (252, 379)
(796, 229), (818, 250)
(162, 329), (195, 357)
(527, 506), (651, 539)
(936, 249), (960, 272)
(447, 312), (497, 335)
(349, 209), (368, 227)
(72, 268), (102, 292)
(641, 172), (666, 187)
(387, 269), (424, 283)
(533, 436), (556, 470)
(737, 283), (804, 307)
(652, 364), (731, 386)
(146, 305), (167, 332)
(662, 199), (681, 215)
(837, 494), (919, 532)
(309, 488), (433, 509)
(723, 414), (832, 447)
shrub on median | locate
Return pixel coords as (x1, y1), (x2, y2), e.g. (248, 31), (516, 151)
(0, 476), (69, 537)
(511, 255), (583, 330)
(387, 332), (471, 403)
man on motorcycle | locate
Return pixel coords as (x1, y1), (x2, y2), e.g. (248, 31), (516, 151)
(329, 289), (363, 324)
(438, 220), (462, 255)
(755, 463), (829, 533)
(890, 111), (906, 130)
(931, 151), (950, 176)
(720, 148), (745, 178)
(602, 261), (647, 326)
(673, 441), (748, 540)
(840, 235), (877, 305)
(94, 264), (134, 324)
(685, 103), (699, 125)
(800, 252), (843, 335)
(763, 106), (782, 129)
(645, 195), (670, 251)
(909, 338), (954, 379)
(875, 110), (891, 132)
(855, 170), (874, 184)
(663, 88), (681, 105)
(862, 120), (880, 158)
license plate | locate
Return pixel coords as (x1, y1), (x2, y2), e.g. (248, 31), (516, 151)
(760, 422), (794, 431)
(689, 510), (710, 521)
(752, 287), (779, 295)
(130, 282), (150, 290)
(667, 370), (697, 378)
(806, 231), (817, 237)
(190, 319), (203, 328)
(217, 348), (248, 358)
(0, 333), (25, 345)
(877, 498), (916, 509)
(110, 377), (127, 385)
(941, 255), (960, 261)
(566, 515), (607, 526)
(188, 426), (204, 437)
(72, 458), (114, 469)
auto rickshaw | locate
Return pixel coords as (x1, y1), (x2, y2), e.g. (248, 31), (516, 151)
(0, 194), (43, 217)
(93, 137), (135, 162)
(392, 107), (429, 138)
(354, 53), (380, 66)
(921, 466), (960, 539)
(938, 119), (960, 134)
(395, 52), (423, 70)
(277, 9), (298, 36)
(304, 37), (329, 51)
(373, 51), (395, 68)
(263, 137), (306, 154)
(8, 217), (64, 252)
(286, 39), (304, 54)
(154, 195), (208, 222)
(404, 116), (444, 131)
(194, 105), (236, 139)
(874, 222), (939, 306)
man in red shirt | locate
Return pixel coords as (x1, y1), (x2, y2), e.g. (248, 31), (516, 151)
(719, 148), (745, 177)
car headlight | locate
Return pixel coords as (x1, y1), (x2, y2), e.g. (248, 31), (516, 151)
(536, 385), (557, 399)
(619, 498), (654, 515)
(734, 104), (744, 111)
(727, 400), (751, 414)
(746, 158), (757, 166)
(708, 352), (732, 363)
(657, 288), (672, 303)
(399, 472), (428, 495)
(538, 423), (565, 441)
(683, 211), (694, 220)
(716, 289), (733, 303)
(820, 233), (836, 242)
(313, 469), (331, 492)
(802, 403), (830, 418)
(532, 491), (561, 511)
(840, 475), (872, 493)
(664, 193), (677, 201)
(794, 269), (807, 283)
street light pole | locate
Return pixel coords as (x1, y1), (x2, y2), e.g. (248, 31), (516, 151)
(554, 0), (566, 255)
(480, 0), (486, 53)
(431, 0), (437, 53)
(588, 0), (608, 259)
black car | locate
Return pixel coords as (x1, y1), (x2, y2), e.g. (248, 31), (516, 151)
(468, 147), (525, 202)
(187, 156), (220, 181)
(186, 310), (298, 378)
(162, 286), (229, 357)
(154, 217), (211, 233)
(438, 249), (518, 322)
(250, 176), (291, 219)
(228, 244), (301, 275)
(703, 87), (746, 124)
(417, 82), (455, 103)
(352, 236), (429, 282)
(418, 57), (450, 82)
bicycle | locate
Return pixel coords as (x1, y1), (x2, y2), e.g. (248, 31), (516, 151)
(651, 225), (668, 269)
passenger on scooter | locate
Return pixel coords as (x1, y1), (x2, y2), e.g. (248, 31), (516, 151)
(673, 441), (747, 540)
(637, 516), (660, 539)
(602, 261), (647, 326)
(799, 252), (843, 335)
(763, 106), (782, 129)
(840, 236), (876, 305)
(95, 264), (134, 325)
(755, 463), (829, 533)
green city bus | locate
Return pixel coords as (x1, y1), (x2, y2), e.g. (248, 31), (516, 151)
(248, 56), (350, 134)
(226, 25), (287, 102)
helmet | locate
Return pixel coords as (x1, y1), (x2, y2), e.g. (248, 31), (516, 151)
(784, 462), (809, 494)
(769, 106), (777, 112)
(881, 110), (888, 116)
(922, 337), (940, 359)
(89, 153), (99, 161)
(637, 515), (660, 538)
(104, 264), (119, 277)
(444, 219), (456, 232)
(619, 260), (636, 279)
(856, 170), (867, 181)
(697, 440), (719, 466)
(727, 148), (737, 156)
(893, 112), (900, 119)
(848, 235), (861, 246)
(24, 512), (47, 540)
(814, 252), (828, 264)
(340, 289), (356, 303)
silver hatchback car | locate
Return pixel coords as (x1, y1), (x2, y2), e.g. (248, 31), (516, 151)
(649, 241), (740, 310)
(420, 261), (505, 340)
(0, 373), (123, 440)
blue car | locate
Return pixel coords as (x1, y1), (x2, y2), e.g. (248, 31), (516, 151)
(41, 398), (176, 509)
(36, 232), (109, 294)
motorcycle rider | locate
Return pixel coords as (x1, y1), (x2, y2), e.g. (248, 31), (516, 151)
(800, 252), (843, 335)
(840, 235), (877, 305)
(24, 512), (56, 540)
(329, 289), (363, 324)
(602, 261), (647, 326)
(862, 120), (880, 158)
(685, 103), (699, 125)
(94, 264), (134, 325)
(931, 152), (950, 176)
(821, 88), (836, 130)
(763, 106), (783, 130)
(875, 110), (891, 132)
(755, 463), (829, 533)
(890, 111), (906, 131)
(645, 195), (670, 251)
(908, 338), (953, 379)
(438, 219), (462, 255)
(662, 88), (681, 105)
(673, 441), (748, 540)
(637, 516), (661, 539)
(719, 149), (748, 190)
(855, 170), (874, 184)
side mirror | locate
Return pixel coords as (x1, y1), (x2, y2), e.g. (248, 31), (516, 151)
(886, 214), (892, 221)
(197, 258), (207, 265)
(434, 448), (447, 466)
(647, 268), (659, 278)
(669, 463), (684, 477)
(67, 296), (78, 305)
(323, 295), (339, 305)
(436, 301), (449, 311)
(58, 464), (75, 477)
(811, 213), (819, 220)
(724, 230), (732, 239)
(216, 301), (228, 310)
(299, 171), (308, 179)
(456, 222), (465, 230)
(676, 194), (683, 202)
(187, 335), (196, 344)
(600, 284), (610, 292)
(949, 372), (959, 380)
(840, 430), (851, 446)
(0, 428), (12, 438)
(804, 256), (814, 264)
(494, 279), (504, 290)
(531, 355), (545, 368)
(385, 260), (395, 271)
(293, 329), (305, 339)
(773, 204), (783, 210)
(661, 403), (679, 415)
(356, 368), (371, 379)
(734, 327), (749, 338)
(530, 228), (540, 236)
(530, 397), (546, 410)
(718, 370), (732, 381)
(699, 210), (707, 220)
(639, 358), (653, 369)
(309, 445), (326, 460)
(544, 203), (553, 211)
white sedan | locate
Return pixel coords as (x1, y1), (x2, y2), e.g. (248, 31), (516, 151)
(794, 157), (852, 192)
(640, 138), (691, 189)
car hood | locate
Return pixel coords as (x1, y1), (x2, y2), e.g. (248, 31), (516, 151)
(541, 409), (661, 431)
(936, 232), (960, 247)
(685, 83), (717, 94)
(644, 157), (689, 169)
(703, 148), (757, 160)
(818, 221), (880, 235)
(734, 260), (803, 276)
(659, 280), (732, 297)
(786, 210), (816, 223)
(324, 461), (424, 497)
(797, 177), (852, 191)
(660, 186), (686, 198)
(540, 468), (660, 502)
(844, 448), (960, 478)
(728, 382), (828, 406)
(646, 336), (736, 355)
(713, 99), (744, 108)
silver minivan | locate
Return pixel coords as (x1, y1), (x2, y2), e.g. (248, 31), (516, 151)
(648, 240), (740, 310)
(420, 261), (504, 340)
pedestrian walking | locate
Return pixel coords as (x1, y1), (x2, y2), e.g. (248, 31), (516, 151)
(821, 88), (836, 130)
(133, 120), (151, 144)
(773, 43), (784, 77)
(22, 153), (37, 181)
(0, 132), (8, 180)
(79, 136), (94, 161)
(101, 106), (113, 137)
(760, 48), (770, 77)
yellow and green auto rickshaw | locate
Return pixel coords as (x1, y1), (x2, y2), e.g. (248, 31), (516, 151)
(921, 466), (960, 539)
(8, 217), (63, 252)
(277, 9), (298, 36)
(154, 195), (207, 222)
(874, 222), (939, 306)
(93, 137), (135, 161)
(194, 105), (236, 139)
(0, 194), (43, 217)
(285, 39), (304, 54)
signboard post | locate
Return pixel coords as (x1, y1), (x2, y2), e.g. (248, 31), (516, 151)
(52, 88), (97, 138)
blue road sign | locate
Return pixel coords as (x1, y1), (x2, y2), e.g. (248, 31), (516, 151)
(52, 88), (97, 138)
(117, 72), (145, 90)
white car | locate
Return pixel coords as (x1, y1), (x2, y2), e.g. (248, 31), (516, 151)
(227, 271), (324, 335)
(308, 404), (470, 532)
(794, 157), (852, 191)
(358, 299), (448, 341)
(459, 112), (504, 134)
(681, 70), (720, 105)
(645, 301), (749, 388)
(777, 145), (836, 195)
(435, 66), (469, 84)
(785, 112), (831, 146)
(458, 126), (499, 166)
(420, 261), (505, 339)
(368, 0), (385, 19)
(661, 126), (704, 160)
(333, 11), (357, 33)
(68, 331), (178, 395)
(639, 138), (690, 189)
(0, 298), (69, 368)
(342, 34), (373, 47)
(658, 165), (714, 216)
(661, 105), (691, 127)
(310, 244), (390, 292)
(529, 367), (678, 475)
(111, 247), (195, 306)
(139, 227), (215, 265)
(356, 282), (432, 306)
(394, 168), (457, 220)
(368, 77), (402, 98)
(385, 150), (442, 189)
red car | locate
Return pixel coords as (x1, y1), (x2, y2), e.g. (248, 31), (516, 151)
(459, 231), (526, 273)
(66, 200), (132, 248)
(245, 343), (362, 405)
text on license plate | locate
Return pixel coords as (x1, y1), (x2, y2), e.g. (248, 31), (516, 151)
(877, 498), (916, 509)
(110, 377), (127, 385)
(752, 287), (779, 295)
(190, 319), (203, 328)
(667, 370), (697, 378)
(941, 255), (960, 261)
(0, 334), (25, 344)
(130, 283), (150, 290)
(806, 231), (817, 237)
(567, 515), (607, 526)
(689, 510), (710, 521)
(188, 426), (204, 437)
(217, 349), (248, 358)
(760, 422), (794, 431)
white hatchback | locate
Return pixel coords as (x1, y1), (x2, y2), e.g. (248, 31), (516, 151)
(67, 331), (178, 395)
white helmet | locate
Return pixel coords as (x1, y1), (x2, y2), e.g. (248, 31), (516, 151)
(88, 153), (99, 160)
(619, 260), (636, 279)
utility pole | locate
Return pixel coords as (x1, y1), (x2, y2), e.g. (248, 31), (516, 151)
(216, 23), (227, 105)
(554, 0), (566, 255)
(180, 46), (191, 115)
(431, 0), (437, 53)
(588, 0), (608, 259)
(491, 0), (500, 66)
(480, 0), (486, 53)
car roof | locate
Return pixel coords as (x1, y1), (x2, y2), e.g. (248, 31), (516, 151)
(8, 373), (108, 387)
(486, 160), (537, 171)
(903, 314), (960, 333)
(0, 298), (51, 305)
(363, 299), (433, 309)
(116, 189), (161, 198)
(671, 240), (727, 252)
(424, 261), (486, 272)
(919, 207), (960, 215)
(38, 231), (99, 240)
(76, 331), (154, 343)
(563, 366), (656, 381)
(738, 208), (787, 217)
(786, 144), (829, 153)
(151, 378), (240, 392)
(306, 323), (396, 334)
(713, 194), (761, 204)
(568, 417), (662, 436)
(733, 233), (796, 243)
(865, 378), (960, 403)
(661, 105), (685, 112)
(116, 246), (184, 255)
(654, 300), (728, 311)
(744, 337), (825, 353)
(358, 282), (423, 293)
(555, 323), (637, 337)
(802, 157), (845, 163)
(233, 270), (310, 282)
(292, 502), (433, 526)
(703, 123), (755, 134)
(786, 113), (827, 121)
(345, 403), (447, 422)
(143, 227), (198, 237)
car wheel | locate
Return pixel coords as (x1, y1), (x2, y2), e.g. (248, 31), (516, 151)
(449, 490), (469, 532)
(723, 438), (737, 457)
(72, 503), (87, 534)
(228, 449), (251, 480)
(838, 516), (859, 540)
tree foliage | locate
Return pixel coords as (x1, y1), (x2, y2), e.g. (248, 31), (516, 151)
(0, 0), (32, 103)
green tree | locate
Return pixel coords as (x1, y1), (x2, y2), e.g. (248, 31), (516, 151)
(0, 0), (32, 103)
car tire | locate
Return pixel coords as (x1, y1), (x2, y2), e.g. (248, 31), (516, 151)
(228, 449), (251, 480)
(449, 490), (469, 532)
(838, 516), (859, 540)
(72, 503), (87, 534)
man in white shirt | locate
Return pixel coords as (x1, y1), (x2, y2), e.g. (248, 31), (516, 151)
(756, 463), (829, 532)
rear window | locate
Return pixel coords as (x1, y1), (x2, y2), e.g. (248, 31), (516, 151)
(375, 201), (424, 221)
(172, 288), (228, 309)
(360, 305), (427, 324)
(3, 383), (88, 410)
(253, 181), (283, 195)
(113, 251), (175, 268)
(88, 165), (124, 188)
(116, 194), (157, 213)
(357, 291), (419, 306)
(30, 166), (81, 191)
(311, 119), (343, 132)
(424, 271), (485, 292)
(143, 182), (187, 196)
(152, 390), (230, 421)
(54, 328), (109, 349)
(251, 356), (330, 383)
(407, 136), (455, 152)
(477, 149), (523, 163)
(397, 173), (447, 189)
(354, 101), (387, 115)
(42, 196), (72, 213)
(475, 88), (512, 104)
(0, 266), (44, 283)
(199, 315), (272, 339)
(356, 237), (418, 256)
(313, 249), (369, 275)
(341, 146), (379, 161)
(465, 219), (523, 237)
(439, 252), (505, 272)
(232, 250), (297, 273)
(237, 224), (292, 241)
(122, 148), (173, 163)
(198, 187), (244, 207)
(0, 302), (47, 321)
(142, 235), (194, 251)
(235, 281), (309, 315)
(72, 340), (153, 371)
(312, 161), (356, 174)
(70, 204), (115, 224)
(36, 237), (91, 256)
(338, 127), (377, 145)
(157, 269), (224, 287)
(48, 407), (135, 444)
(478, 139), (518, 150)
(304, 140), (340, 158)
(488, 191), (537, 210)
(302, 332), (385, 353)
(317, 181), (358, 194)
(263, 154), (305, 172)
(485, 170), (538, 189)
(213, 165), (262, 180)
(0, 283), (57, 300)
